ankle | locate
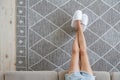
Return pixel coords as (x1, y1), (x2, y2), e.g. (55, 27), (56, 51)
(76, 20), (82, 25)
(75, 20), (83, 30)
(76, 26), (83, 32)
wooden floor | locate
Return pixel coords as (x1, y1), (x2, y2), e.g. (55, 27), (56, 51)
(0, 0), (16, 71)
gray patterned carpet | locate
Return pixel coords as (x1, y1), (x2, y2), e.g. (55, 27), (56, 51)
(16, 0), (120, 72)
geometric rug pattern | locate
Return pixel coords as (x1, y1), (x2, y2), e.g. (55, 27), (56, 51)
(16, 0), (120, 72)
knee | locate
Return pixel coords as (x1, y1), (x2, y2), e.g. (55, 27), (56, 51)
(80, 50), (87, 56)
(72, 47), (79, 53)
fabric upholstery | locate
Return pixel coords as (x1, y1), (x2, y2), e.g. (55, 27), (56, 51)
(0, 72), (4, 80)
(111, 72), (120, 80)
(5, 71), (58, 80)
(2, 71), (120, 80)
(93, 71), (110, 80)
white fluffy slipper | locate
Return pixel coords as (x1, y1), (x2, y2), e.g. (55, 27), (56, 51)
(71, 10), (82, 28)
(71, 10), (89, 32)
(82, 14), (88, 31)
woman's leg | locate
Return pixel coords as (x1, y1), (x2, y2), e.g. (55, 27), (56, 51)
(76, 20), (93, 75)
(68, 30), (80, 74)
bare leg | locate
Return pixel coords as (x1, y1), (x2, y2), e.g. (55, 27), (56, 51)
(68, 31), (80, 74)
(76, 20), (93, 75)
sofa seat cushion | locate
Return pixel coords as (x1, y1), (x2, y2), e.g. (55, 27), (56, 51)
(5, 71), (58, 80)
(94, 71), (110, 80)
(111, 72), (120, 80)
(0, 72), (4, 80)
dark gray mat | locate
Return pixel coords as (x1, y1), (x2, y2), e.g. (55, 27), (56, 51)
(16, 0), (120, 72)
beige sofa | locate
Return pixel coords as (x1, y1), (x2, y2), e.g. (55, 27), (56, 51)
(0, 71), (120, 80)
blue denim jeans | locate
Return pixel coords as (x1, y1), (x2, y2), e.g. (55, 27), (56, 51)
(65, 71), (96, 80)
